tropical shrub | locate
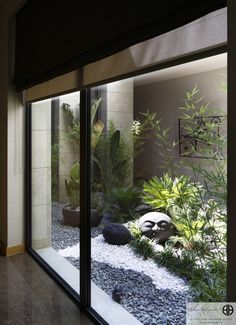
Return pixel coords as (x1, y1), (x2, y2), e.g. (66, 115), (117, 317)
(62, 102), (80, 146)
(93, 122), (133, 194)
(128, 221), (154, 259)
(142, 173), (200, 213)
(128, 85), (227, 302)
(65, 162), (80, 209)
(128, 218), (226, 301)
(62, 98), (104, 206)
(62, 97), (104, 151)
(104, 186), (141, 222)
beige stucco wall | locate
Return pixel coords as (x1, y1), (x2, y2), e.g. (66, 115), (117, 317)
(134, 67), (227, 179)
(0, 0), (26, 252)
(105, 79), (134, 130)
(0, 2), (8, 250)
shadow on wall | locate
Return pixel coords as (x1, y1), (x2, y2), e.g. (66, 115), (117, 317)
(133, 68), (227, 179)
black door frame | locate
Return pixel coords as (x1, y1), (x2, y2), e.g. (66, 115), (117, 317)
(26, 44), (231, 325)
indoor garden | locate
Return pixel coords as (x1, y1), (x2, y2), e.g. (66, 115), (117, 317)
(31, 55), (227, 325)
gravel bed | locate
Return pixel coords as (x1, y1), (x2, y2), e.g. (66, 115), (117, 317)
(51, 203), (102, 251)
(52, 203), (193, 325)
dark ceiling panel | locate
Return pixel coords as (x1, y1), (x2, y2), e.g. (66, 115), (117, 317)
(13, 0), (226, 90)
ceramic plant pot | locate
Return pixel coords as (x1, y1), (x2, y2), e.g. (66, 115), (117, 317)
(62, 206), (80, 226)
(62, 206), (102, 227)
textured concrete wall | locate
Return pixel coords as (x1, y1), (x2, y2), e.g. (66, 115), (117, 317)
(31, 100), (52, 249)
(105, 79), (134, 130)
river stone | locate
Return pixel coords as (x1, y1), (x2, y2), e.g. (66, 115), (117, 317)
(112, 285), (123, 303)
(138, 212), (174, 242)
(102, 223), (132, 245)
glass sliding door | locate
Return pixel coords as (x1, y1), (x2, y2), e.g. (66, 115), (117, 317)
(89, 54), (227, 324)
(28, 53), (227, 325)
(30, 91), (81, 295)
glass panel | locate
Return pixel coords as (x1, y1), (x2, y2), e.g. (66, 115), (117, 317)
(31, 91), (80, 295)
(90, 54), (227, 324)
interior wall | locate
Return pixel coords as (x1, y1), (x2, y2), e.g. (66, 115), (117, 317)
(134, 67), (227, 179)
(0, 2), (8, 251)
(0, 0), (26, 254)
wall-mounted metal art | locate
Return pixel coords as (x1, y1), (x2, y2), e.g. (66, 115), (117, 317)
(179, 115), (226, 158)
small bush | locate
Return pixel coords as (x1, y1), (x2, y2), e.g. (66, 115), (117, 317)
(127, 85), (227, 302)
(105, 186), (141, 223)
(142, 173), (200, 213)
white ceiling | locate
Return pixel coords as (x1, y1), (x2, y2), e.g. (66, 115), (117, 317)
(134, 53), (227, 86)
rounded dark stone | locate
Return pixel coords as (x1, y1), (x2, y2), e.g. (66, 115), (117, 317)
(102, 223), (132, 245)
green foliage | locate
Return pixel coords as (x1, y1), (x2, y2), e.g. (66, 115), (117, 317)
(105, 186), (141, 223)
(172, 86), (226, 259)
(178, 86), (227, 206)
(190, 259), (227, 302)
(93, 122), (133, 194)
(129, 85), (227, 302)
(131, 111), (178, 176)
(128, 220), (226, 301)
(51, 143), (59, 202)
(129, 221), (142, 239)
(65, 162), (80, 209)
(142, 173), (199, 213)
(62, 97), (104, 151)
(128, 222), (154, 259)
(62, 102), (80, 146)
(168, 199), (226, 259)
(62, 98), (104, 207)
(91, 98), (104, 151)
(110, 129), (120, 160)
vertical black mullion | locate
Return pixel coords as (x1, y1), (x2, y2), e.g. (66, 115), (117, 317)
(228, 0), (236, 302)
(80, 89), (91, 309)
(25, 103), (32, 250)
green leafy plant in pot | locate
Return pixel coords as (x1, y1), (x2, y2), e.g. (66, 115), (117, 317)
(63, 162), (80, 226)
(62, 162), (103, 227)
(92, 127), (131, 194)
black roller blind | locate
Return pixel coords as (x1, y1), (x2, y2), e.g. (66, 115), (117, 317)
(13, 0), (226, 90)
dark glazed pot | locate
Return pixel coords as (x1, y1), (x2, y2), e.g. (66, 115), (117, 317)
(62, 206), (102, 227)
(62, 207), (80, 226)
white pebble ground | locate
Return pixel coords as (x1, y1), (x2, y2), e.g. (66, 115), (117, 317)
(59, 234), (190, 293)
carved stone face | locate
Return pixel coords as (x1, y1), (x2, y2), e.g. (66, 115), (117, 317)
(138, 212), (173, 242)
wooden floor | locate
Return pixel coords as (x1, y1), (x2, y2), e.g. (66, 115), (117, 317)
(0, 253), (94, 325)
